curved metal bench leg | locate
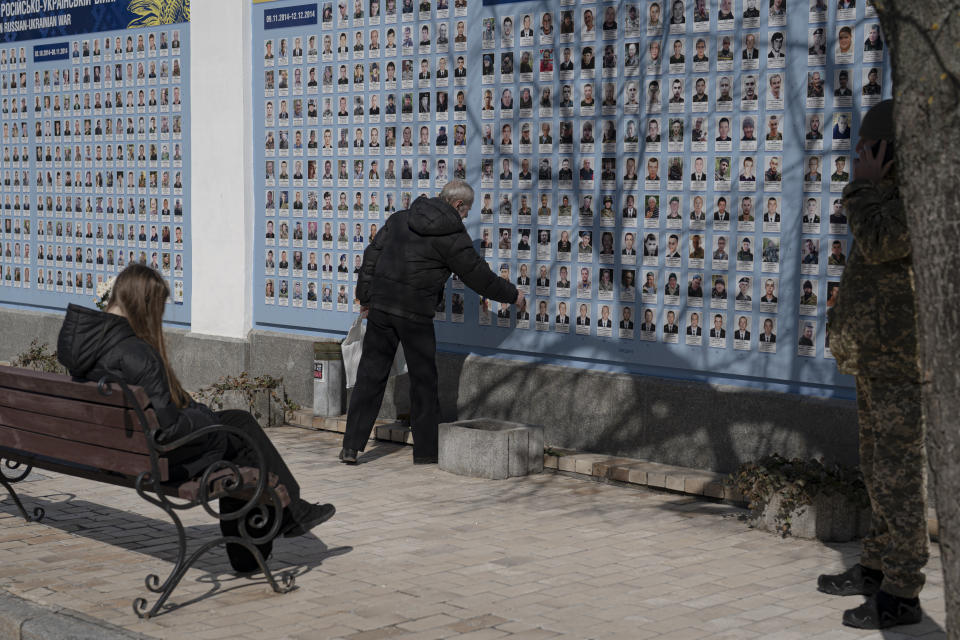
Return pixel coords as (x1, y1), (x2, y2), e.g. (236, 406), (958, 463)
(133, 536), (297, 619)
(133, 484), (297, 618)
(138, 494), (190, 596)
(0, 463), (44, 522)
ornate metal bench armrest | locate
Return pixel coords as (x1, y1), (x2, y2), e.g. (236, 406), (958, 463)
(95, 375), (278, 521)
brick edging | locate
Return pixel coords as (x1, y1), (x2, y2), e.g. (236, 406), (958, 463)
(287, 409), (401, 439)
(544, 449), (742, 501)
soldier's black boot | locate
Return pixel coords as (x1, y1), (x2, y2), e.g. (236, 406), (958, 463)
(842, 590), (923, 629)
(818, 563), (883, 596)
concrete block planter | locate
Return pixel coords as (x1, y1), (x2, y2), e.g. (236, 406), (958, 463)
(755, 492), (871, 542)
(194, 373), (293, 428)
(439, 419), (543, 480)
(729, 454), (871, 542)
(213, 389), (288, 428)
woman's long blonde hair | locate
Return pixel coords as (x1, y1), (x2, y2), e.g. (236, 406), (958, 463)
(107, 264), (191, 408)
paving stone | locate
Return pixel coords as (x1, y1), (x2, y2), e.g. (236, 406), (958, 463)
(503, 630), (563, 640)
(344, 627), (407, 640)
(395, 614), (461, 632)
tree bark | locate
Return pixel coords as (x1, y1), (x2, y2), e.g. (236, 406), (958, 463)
(873, 1), (960, 635)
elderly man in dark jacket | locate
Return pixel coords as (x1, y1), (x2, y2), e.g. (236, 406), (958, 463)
(340, 181), (521, 464)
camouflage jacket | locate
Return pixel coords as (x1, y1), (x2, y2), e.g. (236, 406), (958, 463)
(827, 177), (920, 380)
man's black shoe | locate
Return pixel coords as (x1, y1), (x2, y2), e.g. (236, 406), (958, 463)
(339, 447), (358, 464)
(282, 502), (336, 538)
(413, 455), (438, 464)
(842, 590), (923, 629)
(818, 563), (883, 596)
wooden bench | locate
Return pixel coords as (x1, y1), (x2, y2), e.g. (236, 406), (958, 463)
(0, 365), (296, 618)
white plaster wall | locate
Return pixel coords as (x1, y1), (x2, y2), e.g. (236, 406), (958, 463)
(188, 0), (254, 339)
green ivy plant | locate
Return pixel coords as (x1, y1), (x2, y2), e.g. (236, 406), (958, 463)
(727, 453), (869, 537)
(13, 339), (66, 374)
(195, 372), (300, 423)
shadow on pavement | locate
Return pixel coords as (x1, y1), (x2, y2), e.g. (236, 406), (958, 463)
(0, 491), (352, 615)
(357, 440), (405, 464)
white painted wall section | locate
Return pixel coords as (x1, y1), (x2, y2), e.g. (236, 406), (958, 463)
(189, 0), (254, 339)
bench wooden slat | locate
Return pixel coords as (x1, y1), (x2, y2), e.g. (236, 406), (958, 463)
(0, 445), (141, 489)
(0, 368), (294, 508)
(0, 387), (133, 430)
(0, 447), (199, 499)
(0, 405), (153, 455)
(0, 387), (160, 434)
(0, 445), (288, 509)
(176, 468), (291, 508)
(0, 366), (152, 410)
(0, 425), (167, 480)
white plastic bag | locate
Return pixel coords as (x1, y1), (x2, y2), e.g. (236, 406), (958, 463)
(341, 314), (408, 389)
(391, 339), (408, 378)
(342, 315), (366, 389)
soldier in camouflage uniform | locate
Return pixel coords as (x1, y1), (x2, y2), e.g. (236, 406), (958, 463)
(819, 100), (928, 630)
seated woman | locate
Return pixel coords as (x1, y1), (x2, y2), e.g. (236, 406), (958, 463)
(57, 264), (334, 572)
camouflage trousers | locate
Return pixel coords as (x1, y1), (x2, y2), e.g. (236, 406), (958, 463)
(856, 375), (929, 599)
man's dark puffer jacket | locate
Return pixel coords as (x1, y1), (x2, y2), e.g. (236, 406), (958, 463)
(57, 303), (223, 479)
(357, 196), (518, 321)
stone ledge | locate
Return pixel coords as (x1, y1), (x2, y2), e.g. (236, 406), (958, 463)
(545, 448), (743, 502)
(287, 409), (406, 442)
(293, 410), (744, 503)
(544, 448), (939, 538)
(374, 422), (414, 445)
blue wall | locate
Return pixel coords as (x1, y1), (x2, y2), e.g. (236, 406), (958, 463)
(0, 0), (191, 325)
(251, 0), (890, 397)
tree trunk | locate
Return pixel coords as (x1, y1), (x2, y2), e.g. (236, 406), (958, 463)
(873, 1), (960, 635)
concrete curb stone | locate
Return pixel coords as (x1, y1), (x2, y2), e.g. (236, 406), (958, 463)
(0, 589), (153, 640)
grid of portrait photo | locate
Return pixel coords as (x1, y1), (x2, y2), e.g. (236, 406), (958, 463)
(258, 0), (468, 312)
(254, 0), (885, 367)
(472, 0), (884, 354)
(798, 0), (884, 358)
(0, 28), (188, 311)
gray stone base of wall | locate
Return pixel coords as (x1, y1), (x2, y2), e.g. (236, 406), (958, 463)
(0, 307), (857, 473)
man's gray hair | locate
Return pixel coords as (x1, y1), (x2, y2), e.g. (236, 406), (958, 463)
(440, 180), (474, 206)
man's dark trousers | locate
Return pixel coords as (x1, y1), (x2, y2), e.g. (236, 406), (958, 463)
(343, 308), (440, 457)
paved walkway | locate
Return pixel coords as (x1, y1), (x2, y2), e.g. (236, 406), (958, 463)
(0, 427), (946, 639)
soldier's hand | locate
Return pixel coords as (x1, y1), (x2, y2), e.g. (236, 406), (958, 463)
(854, 139), (893, 183)
(514, 292), (526, 308)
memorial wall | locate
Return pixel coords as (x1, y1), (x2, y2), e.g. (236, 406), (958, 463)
(0, 0), (191, 324)
(251, 0), (889, 395)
